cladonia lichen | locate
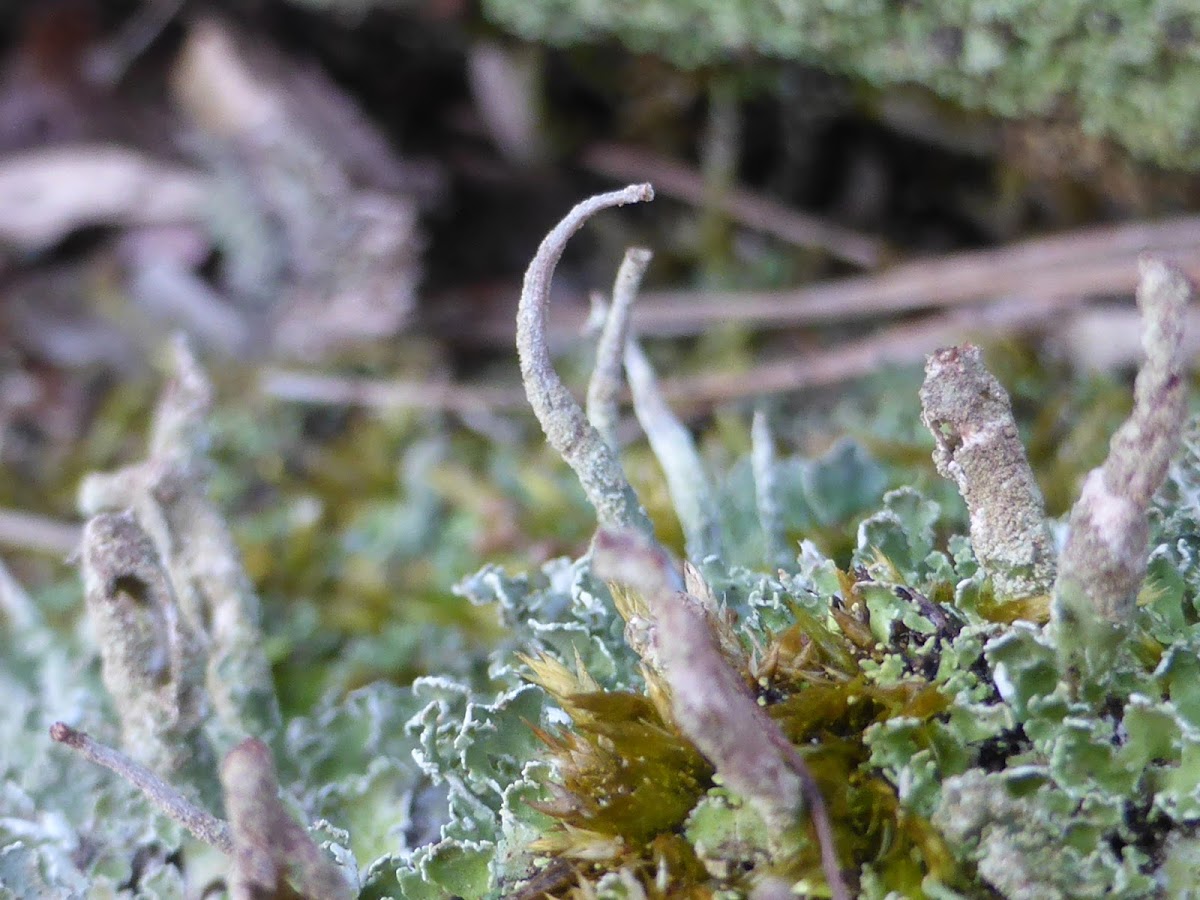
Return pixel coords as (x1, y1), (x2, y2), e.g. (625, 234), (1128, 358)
(1056, 256), (1192, 626)
(920, 342), (1056, 603)
(11, 189), (1200, 900)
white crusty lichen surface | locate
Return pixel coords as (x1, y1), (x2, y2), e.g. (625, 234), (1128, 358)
(919, 342), (1056, 602)
(1056, 256), (1192, 625)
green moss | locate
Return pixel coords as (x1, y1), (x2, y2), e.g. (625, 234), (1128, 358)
(484, 0), (1200, 168)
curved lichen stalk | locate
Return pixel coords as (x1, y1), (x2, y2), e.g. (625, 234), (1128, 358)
(516, 184), (655, 535)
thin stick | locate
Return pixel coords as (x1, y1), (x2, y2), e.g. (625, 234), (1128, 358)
(0, 508), (80, 557)
(426, 217), (1200, 345)
(592, 528), (849, 900)
(86, 0), (189, 86)
(635, 240), (1200, 335)
(50, 722), (233, 855)
(656, 293), (1086, 406)
(583, 142), (888, 269)
(259, 369), (528, 412)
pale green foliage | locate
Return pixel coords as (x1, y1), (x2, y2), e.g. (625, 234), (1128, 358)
(3, 245), (1197, 897)
(9, 396), (1200, 896)
(0, 584), (192, 898)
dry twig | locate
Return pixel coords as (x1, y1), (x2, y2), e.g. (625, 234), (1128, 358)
(635, 217), (1200, 334)
(583, 142), (887, 268)
(0, 507), (80, 557)
(592, 528), (849, 900)
(50, 722), (233, 855)
(431, 216), (1200, 346)
(221, 738), (353, 900)
(657, 293), (1084, 406)
(259, 368), (527, 412)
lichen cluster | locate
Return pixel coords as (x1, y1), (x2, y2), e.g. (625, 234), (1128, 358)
(1, 188), (1198, 899)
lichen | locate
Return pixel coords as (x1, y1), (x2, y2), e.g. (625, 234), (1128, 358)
(920, 342), (1056, 603)
(481, 0), (1200, 169)
(7, 188), (1199, 900)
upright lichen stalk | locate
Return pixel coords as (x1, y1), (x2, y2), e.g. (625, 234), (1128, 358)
(1054, 256), (1191, 656)
(79, 337), (280, 742)
(586, 246), (653, 452)
(54, 343), (355, 900)
(585, 244), (726, 561)
(920, 343), (1056, 601)
(80, 511), (217, 803)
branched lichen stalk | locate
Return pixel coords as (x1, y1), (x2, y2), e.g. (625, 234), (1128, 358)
(49, 722), (234, 855)
(221, 738), (354, 900)
(592, 527), (848, 900)
(79, 337), (280, 741)
(81, 511), (217, 803)
(586, 246), (653, 451)
(516, 184), (654, 534)
(920, 343), (1056, 600)
(625, 340), (725, 561)
(1056, 255), (1192, 625)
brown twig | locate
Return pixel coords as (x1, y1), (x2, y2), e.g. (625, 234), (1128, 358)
(635, 232), (1200, 335)
(592, 528), (849, 900)
(656, 293), (1085, 406)
(49, 722), (233, 855)
(221, 738), (354, 900)
(428, 216), (1200, 345)
(583, 142), (888, 268)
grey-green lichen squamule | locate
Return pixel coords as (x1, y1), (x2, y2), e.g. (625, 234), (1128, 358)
(2, 185), (1199, 899)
